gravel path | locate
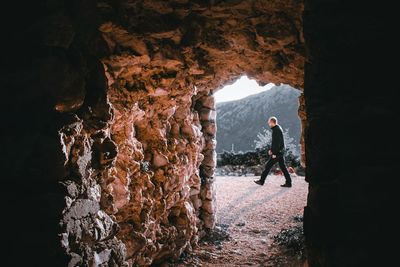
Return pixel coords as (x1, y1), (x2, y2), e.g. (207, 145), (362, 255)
(174, 174), (308, 266)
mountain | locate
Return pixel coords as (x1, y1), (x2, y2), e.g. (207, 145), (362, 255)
(216, 85), (301, 153)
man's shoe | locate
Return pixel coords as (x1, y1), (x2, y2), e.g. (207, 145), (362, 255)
(280, 183), (292, 188)
(254, 180), (264, 186)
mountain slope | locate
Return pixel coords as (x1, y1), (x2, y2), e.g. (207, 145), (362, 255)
(216, 85), (301, 153)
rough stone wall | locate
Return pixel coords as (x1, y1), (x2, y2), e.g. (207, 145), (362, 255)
(102, 58), (204, 265)
(2, 0), (304, 266)
(303, 1), (397, 266)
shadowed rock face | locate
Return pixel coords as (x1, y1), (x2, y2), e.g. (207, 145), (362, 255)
(303, 1), (397, 266)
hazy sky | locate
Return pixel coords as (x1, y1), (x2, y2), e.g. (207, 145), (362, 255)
(214, 76), (275, 103)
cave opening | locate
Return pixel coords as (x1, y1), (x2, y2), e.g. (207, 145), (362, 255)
(187, 74), (307, 265)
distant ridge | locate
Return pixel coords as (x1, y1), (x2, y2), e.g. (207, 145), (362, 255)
(216, 85), (301, 153)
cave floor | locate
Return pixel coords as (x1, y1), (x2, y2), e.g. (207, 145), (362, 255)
(173, 174), (308, 267)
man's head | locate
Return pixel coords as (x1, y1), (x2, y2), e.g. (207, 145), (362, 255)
(268, 116), (278, 128)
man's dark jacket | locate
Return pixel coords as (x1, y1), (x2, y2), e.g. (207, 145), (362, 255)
(271, 124), (285, 156)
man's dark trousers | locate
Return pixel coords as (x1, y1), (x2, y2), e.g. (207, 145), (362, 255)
(259, 156), (291, 185)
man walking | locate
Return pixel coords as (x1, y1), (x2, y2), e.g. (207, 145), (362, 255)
(254, 117), (292, 187)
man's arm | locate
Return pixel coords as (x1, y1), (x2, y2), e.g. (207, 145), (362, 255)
(271, 128), (283, 156)
(270, 129), (278, 155)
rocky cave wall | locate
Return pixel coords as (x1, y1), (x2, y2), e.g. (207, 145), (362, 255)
(2, 0), (305, 266)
